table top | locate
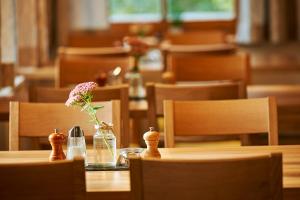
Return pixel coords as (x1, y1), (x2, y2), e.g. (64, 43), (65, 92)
(0, 145), (300, 193)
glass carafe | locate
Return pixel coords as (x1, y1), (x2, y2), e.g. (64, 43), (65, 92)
(93, 123), (117, 167)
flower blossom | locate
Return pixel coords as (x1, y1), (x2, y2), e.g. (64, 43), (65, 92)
(65, 95), (81, 107)
(65, 82), (98, 106)
(70, 82), (98, 97)
(123, 36), (149, 57)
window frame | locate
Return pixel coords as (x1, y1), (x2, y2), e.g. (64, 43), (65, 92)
(109, 0), (238, 24)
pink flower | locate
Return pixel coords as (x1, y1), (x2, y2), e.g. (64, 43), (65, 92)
(65, 82), (98, 106)
(69, 82), (98, 97)
(123, 36), (149, 56)
(65, 95), (81, 107)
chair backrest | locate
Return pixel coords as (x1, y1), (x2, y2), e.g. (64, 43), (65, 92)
(0, 158), (86, 200)
(9, 100), (121, 150)
(130, 153), (283, 200)
(164, 97), (278, 147)
(165, 30), (227, 45)
(56, 47), (131, 87)
(146, 82), (244, 130)
(68, 31), (123, 47)
(248, 85), (300, 134)
(166, 51), (250, 84)
(29, 85), (130, 147)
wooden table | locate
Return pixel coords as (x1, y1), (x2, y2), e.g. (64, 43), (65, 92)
(0, 145), (299, 200)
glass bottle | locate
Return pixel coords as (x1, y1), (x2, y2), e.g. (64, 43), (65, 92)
(93, 123), (117, 167)
(125, 57), (146, 100)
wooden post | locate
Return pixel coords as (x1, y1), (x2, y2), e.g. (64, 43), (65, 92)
(15, 0), (39, 67)
(1, 0), (17, 63)
(0, 63), (14, 87)
(56, 0), (70, 46)
(297, 0), (300, 41)
(37, 0), (50, 65)
(269, 0), (288, 44)
(236, 0), (266, 44)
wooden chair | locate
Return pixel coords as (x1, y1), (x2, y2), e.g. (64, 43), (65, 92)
(146, 82), (244, 131)
(166, 51), (250, 84)
(29, 85), (130, 147)
(248, 85), (300, 144)
(68, 31), (124, 47)
(164, 97), (278, 147)
(165, 30), (227, 45)
(130, 153), (283, 200)
(9, 100), (121, 150)
(0, 158), (86, 200)
(56, 47), (131, 87)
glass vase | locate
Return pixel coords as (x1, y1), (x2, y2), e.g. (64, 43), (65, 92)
(93, 127), (117, 167)
(125, 70), (145, 100)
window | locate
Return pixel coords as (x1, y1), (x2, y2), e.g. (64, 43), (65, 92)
(109, 0), (162, 23)
(168, 0), (235, 21)
(109, 0), (235, 23)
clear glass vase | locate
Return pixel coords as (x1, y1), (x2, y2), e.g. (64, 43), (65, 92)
(125, 70), (145, 100)
(93, 127), (117, 167)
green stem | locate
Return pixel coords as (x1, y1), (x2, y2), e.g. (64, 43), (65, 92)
(80, 98), (114, 157)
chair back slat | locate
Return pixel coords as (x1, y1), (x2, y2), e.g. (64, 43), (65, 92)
(164, 97), (278, 147)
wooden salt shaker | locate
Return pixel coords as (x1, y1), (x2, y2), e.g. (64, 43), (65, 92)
(142, 127), (161, 158)
(48, 129), (66, 161)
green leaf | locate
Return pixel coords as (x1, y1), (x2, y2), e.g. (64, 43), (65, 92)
(93, 105), (104, 111)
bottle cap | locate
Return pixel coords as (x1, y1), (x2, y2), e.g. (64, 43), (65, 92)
(69, 126), (84, 137)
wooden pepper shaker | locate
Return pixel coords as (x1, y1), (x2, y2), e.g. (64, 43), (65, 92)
(142, 127), (161, 158)
(48, 129), (66, 161)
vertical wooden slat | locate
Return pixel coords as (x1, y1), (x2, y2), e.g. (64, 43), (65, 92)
(120, 86), (130, 147)
(37, 0), (50, 65)
(268, 97), (278, 145)
(112, 100), (121, 148)
(73, 158), (86, 200)
(269, 0), (288, 43)
(15, 0), (39, 67)
(270, 153), (283, 200)
(297, 0), (300, 41)
(164, 100), (174, 148)
(236, 0), (265, 44)
(0, 63), (14, 87)
(0, 0), (2, 61)
(129, 158), (143, 200)
(9, 101), (19, 151)
(56, 0), (70, 46)
(1, 0), (17, 63)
